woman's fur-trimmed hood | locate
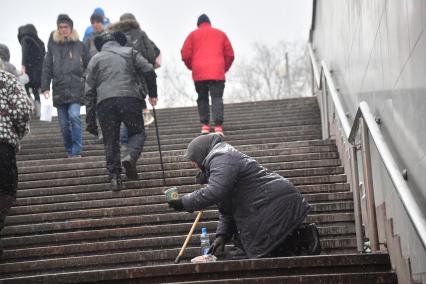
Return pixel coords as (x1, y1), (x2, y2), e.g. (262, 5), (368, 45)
(52, 29), (80, 43)
(108, 19), (140, 33)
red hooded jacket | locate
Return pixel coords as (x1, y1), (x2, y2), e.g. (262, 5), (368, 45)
(181, 23), (234, 81)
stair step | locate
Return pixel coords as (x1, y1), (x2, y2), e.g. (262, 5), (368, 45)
(2, 211), (354, 237)
(14, 183), (350, 206)
(0, 253), (395, 283)
(10, 192), (353, 215)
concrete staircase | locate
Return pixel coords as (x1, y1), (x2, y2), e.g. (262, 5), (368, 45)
(0, 97), (396, 283)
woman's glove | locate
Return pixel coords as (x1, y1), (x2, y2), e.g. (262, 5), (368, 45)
(168, 198), (184, 211)
(207, 235), (226, 255)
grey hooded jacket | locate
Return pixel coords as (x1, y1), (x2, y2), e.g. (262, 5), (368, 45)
(182, 134), (311, 258)
(85, 41), (154, 125)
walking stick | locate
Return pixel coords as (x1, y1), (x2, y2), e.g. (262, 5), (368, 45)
(152, 107), (166, 185)
(174, 211), (203, 264)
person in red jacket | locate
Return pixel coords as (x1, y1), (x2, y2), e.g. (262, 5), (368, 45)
(181, 14), (234, 136)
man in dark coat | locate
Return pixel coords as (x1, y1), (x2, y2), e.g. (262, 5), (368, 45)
(0, 64), (32, 256)
(181, 14), (234, 136)
(168, 134), (321, 259)
(41, 14), (89, 158)
(18, 24), (46, 117)
(85, 32), (158, 191)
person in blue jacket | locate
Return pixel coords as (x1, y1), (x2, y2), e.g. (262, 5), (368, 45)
(82, 7), (110, 43)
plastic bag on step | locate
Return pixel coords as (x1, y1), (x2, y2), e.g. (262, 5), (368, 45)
(190, 254), (217, 263)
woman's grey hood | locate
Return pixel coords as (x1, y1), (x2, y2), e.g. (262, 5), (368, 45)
(0, 44), (10, 61)
(185, 134), (223, 168)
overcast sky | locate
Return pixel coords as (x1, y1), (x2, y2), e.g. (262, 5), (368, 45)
(1, 0), (313, 67)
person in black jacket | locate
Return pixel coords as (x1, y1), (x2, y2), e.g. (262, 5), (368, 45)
(168, 134), (321, 259)
(18, 24), (46, 117)
(41, 14), (89, 158)
(85, 32), (158, 191)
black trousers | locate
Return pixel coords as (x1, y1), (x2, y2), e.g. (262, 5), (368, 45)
(0, 143), (17, 233)
(195, 80), (225, 126)
(97, 97), (146, 177)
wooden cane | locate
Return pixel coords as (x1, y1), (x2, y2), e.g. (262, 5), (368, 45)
(174, 211), (203, 264)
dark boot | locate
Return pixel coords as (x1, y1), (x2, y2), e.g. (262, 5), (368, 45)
(226, 246), (248, 260)
(298, 223), (321, 255)
(109, 174), (123, 192)
(122, 155), (138, 180)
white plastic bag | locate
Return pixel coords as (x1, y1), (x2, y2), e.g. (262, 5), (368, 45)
(40, 96), (53, 122)
(190, 254), (217, 263)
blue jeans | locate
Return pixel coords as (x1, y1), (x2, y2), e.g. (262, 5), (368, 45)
(120, 123), (129, 144)
(57, 103), (82, 156)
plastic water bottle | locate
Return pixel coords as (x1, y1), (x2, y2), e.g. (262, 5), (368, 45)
(200, 227), (210, 255)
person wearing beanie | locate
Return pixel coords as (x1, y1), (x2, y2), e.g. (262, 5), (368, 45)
(0, 43), (19, 77)
(0, 43), (31, 86)
(18, 24), (46, 117)
(57, 14), (73, 29)
(84, 13), (105, 59)
(41, 14), (90, 158)
(83, 7), (110, 43)
(181, 14), (234, 136)
(85, 32), (158, 191)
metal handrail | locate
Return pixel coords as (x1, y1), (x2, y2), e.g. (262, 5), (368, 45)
(321, 62), (351, 137)
(350, 103), (426, 250)
(307, 45), (351, 137)
(308, 43), (426, 251)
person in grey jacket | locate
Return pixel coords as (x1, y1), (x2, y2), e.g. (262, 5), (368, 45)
(108, 13), (160, 128)
(168, 134), (321, 259)
(0, 44), (30, 87)
(41, 14), (89, 158)
(85, 32), (158, 191)
(0, 44), (19, 77)
(0, 63), (32, 256)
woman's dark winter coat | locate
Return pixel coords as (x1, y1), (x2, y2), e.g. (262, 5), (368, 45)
(18, 24), (45, 89)
(182, 134), (311, 258)
(41, 30), (89, 107)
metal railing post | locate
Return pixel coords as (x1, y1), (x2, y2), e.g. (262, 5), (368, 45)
(320, 76), (329, 139)
(324, 78), (330, 139)
(350, 145), (363, 252)
(360, 118), (379, 251)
